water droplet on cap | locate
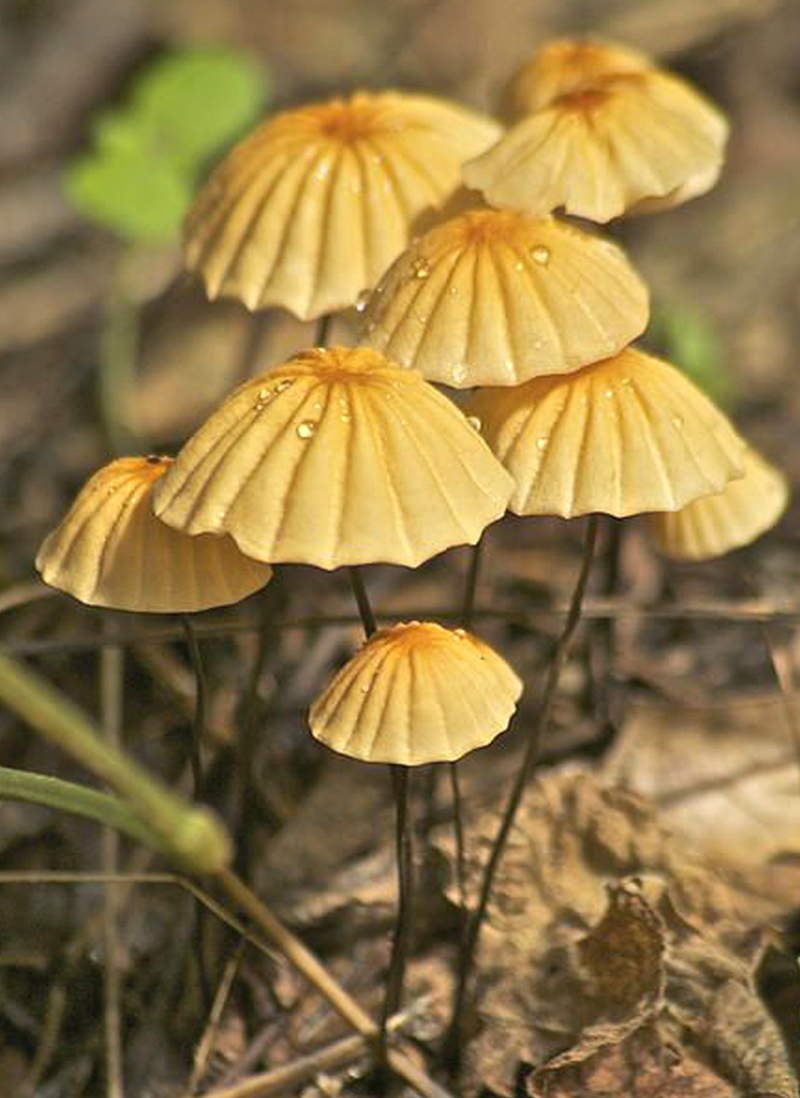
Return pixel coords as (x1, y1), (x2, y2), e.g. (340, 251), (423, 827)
(297, 420), (317, 439)
(671, 415), (684, 430)
(466, 415), (482, 432)
(411, 257), (430, 280)
(536, 436), (549, 452)
(276, 379), (294, 393)
(531, 245), (551, 266)
(355, 289), (371, 312)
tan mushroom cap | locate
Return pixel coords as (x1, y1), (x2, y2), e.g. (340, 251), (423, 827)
(463, 70), (728, 223)
(502, 37), (652, 118)
(184, 90), (501, 320)
(465, 347), (747, 518)
(361, 208), (648, 388)
(647, 447), (788, 561)
(36, 457), (273, 612)
(152, 347), (514, 570)
(310, 621), (522, 765)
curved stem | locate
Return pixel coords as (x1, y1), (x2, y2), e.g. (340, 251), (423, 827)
(444, 514), (599, 1069)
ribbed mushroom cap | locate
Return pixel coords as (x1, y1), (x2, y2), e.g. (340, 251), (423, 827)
(361, 208), (648, 388)
(184, 90), (501, 320)
(309, 621), (522, 765)
(647, 447), (788, 561)
(463, 70), (728, 223)
(36, 457), (273, 612)
(465, 347), (747, 518)
(502, 38), (652, 117)
(152, 347), (514, 570)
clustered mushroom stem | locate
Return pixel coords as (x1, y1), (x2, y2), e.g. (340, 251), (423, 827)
(315, 313), (333, 347)
(443, 514), (599, 1070)
(181, 615), (207, 799)
(346, 567), (414, 1065)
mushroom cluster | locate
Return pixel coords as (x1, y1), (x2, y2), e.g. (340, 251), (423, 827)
(36, 35), (788, 1071)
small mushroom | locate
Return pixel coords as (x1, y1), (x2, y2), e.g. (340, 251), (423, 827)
(152, 346), (514, 569)
(464, 346), (747, 518)
(36, 456), (272, 612)
(362, 207), (648, 387)
(647, 446), (788, 560)
(464, 45), (728, 222)
(310, 621), (522, 765)
(184, 90), (501, 320)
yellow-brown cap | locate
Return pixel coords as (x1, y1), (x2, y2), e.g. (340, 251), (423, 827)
(36, 457), (273, 612)
(464, 69), (728, 222)
(465, 347), (747, 518)
(361, 208), (648, 388)
(309, 621), (522, 765)
(184, 91), (501, 320)
(152, 347), (514, 570)
(647, 447), (788, 560)
(502, 37), (652, 118)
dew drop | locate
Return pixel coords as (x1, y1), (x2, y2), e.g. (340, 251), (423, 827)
(514, 260), (524, 271)
(411, 257), (430, 280)
(531, 245), (551, 266)
(620, 376), (632, 387)
(360, 684), (370, 694)
(276, 379), (294, 393)
(296, 420), (317, 439)
(452, 363), (468, 385)
(340, 413), (351, 424)
(448, 285), (459, 296)
(412, 309), (428, 324)
(604, 388), (614, 398)
(536, 436), (549, 452)
(453, 628), (467, 639)
(466, 415), (482, 432)
(671, 414), (684, 430)
(355, 289), (371, 312)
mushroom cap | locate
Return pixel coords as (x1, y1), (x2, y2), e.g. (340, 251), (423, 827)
(361, 208), (649, 388)
(309, 621), (522, 765)
(464, 347), (747, 518)
(36, 457), (273, 612)
(184, 90), (501, 320)
(647, 447), (788, 561)
(152, 346), (514, 570)
(463, 70), (728, 223)
(502, 37), (653, 117)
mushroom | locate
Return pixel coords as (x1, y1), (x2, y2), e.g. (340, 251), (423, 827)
(647, 446), (788, 560)
(184, 90), (501, 320)
(36, 456), (272, 612)
(310, 621), (522, 765)
(463, 41), (728, 223)
(361, 206), (649, 387)
(464, 346), (747, 518)
(152, 346), (514, 569)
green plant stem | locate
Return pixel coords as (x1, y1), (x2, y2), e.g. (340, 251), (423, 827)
(444, 514), (599, 1071)
(98, 252), (142, 456)
(0, 766), (166, 850)
(0, 649), (231, 872)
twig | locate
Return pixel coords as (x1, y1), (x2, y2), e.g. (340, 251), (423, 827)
(189, 942), (246, 1094)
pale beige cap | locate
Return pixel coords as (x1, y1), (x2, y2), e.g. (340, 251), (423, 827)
(465, 347), (747, 518)
(310, 621), (522, 765)
(464, 69), (728, 223)
(152, 347), (514, 570)
(184, 91), (501, 320)
(362, 208), (648, 388)
(36, 457), (272, 612)
(647, 447), (788, 560)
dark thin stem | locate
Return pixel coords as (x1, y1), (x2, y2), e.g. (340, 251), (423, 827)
(315, 313), (333, 347)
(447, 763), (467, 912)
(378, 765), (413, 1063)
(348, 567), (377, 637)
(444, 514), (599, 1071)
(462, 540), (483, 632)
(181, 615), (206, 800)
(181, 613), (214, 1010)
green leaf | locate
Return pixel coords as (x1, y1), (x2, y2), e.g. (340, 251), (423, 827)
(650, 304), (737, 410)
(64, 45), (268, 243)
(131, 47), (268, 172)
(66, 146), (191, 242)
